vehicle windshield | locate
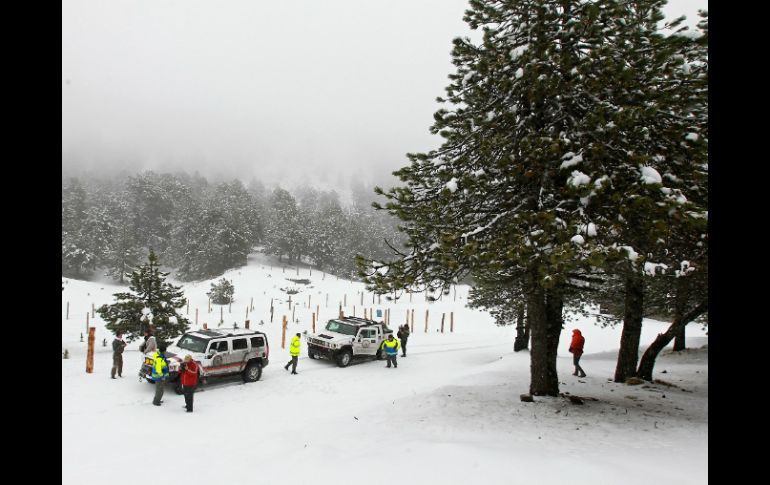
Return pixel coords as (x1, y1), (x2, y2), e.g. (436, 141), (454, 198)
(325, 320), (357, 336)
(176, 334), (208, 353)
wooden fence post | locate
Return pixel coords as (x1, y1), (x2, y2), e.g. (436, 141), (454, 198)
(326, 293), (329, 308)
(282, 316), (287, 349)
(292, 305), (296, 323)
(425, 310), (429, 333)
(360, 291), (363, 306)
(344, 294), (347, 307)
(91, 303), (95, 318)
(312, 312), (316, 333)
(85, 312), (89, 333)
(250, 297), (254, 311)
(288, 295), (292, 308)
(308, 295), (311, 308)
(450, 312), (454, 332)
(411, 309), (415, 333)
(246, 306), (249, 319)
(245, 319), (250, 329)
(208, 297), (211, 313)
(86, 327), (95, 373)
(66, 301), (69, 320)
(229, 301), (232, 314)
(441, 313), (445, 333)
(353, 305), (356, 317)
(405, 309), (409, 325)
(316, 304), (319, 321)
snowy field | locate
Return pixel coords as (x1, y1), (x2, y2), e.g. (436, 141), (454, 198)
(62, 253), (708, 485)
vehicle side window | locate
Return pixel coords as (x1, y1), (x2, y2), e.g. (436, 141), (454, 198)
(210, 340), (228, 353)
(250, 336), (265, 348)
(232, 338), (248, 350)
(360, 329), (375, 339)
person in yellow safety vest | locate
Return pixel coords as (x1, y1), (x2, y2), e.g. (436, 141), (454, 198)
(380, 334), (400, 368)
(151, 343), (170, 406)
(284, 332), (301, 375)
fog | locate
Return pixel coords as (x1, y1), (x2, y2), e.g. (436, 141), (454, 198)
(62, 0), (706, 189)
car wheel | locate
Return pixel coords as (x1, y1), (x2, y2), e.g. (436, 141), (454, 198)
(309, 349), (316, 360)
(336, 349), (353, 367)
(243, 361), (263, 382)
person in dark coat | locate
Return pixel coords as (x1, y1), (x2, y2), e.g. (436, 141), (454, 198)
(569, 329), (587, 377)
(396, 324), (410, 357)
(110, 332), (127, 379)
(179, 355), (199, 413)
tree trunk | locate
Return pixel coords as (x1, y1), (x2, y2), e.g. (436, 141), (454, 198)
(673, 325), (686, 351)
(544, 285), (563, 391)
(513, 303), (529, 352)
(528, 270), (559, 396)
(614, 273), (644, 382)
(637, 300), (707, 381)
(672, 277), (689, 351)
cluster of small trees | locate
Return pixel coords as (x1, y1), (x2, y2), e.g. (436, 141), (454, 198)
(359, 0), (708, 395)
(62, 171), (404, 282)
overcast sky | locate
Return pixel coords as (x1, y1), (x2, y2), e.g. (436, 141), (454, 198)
(62, 0), (707, 189)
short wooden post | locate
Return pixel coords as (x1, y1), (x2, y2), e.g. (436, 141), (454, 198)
(405, 309), (409, 326)
(85, 312), (89, 332)
(450, 312), (454, 332)
(308, 295), (311, 308)
(66, 301), (69, 320)
(245, 319), (250, 329)
(91, 303), (95, 318)
(361, 291), (364, 306)
(441, 313), (445, 333)
(316, 304), (320, 321)
(208, 297), (211, 313)
(246, 306), (249, 319)
(220, 306), (224, 325)
(339, 303), (343, 318)
(425, 310), (429, 333)
(372, 292), (375, 304)
(281, 316), (287, 349)
(250, 297), (254, 311)
(411, 309), (415, 333)
(353, 305), (356, 317)
(85, 327), (95, 373)
(378, 294), (381, 305)
(312, 312), (316, 333)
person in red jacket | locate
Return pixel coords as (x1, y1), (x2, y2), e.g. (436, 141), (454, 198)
(180, 355), (200, 413)
(568, 329), (587, 377)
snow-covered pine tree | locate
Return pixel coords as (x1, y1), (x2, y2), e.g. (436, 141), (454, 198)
(207, 278), (235, 305)
(565, 3), (709, 382)
(97, 249), (190, 343)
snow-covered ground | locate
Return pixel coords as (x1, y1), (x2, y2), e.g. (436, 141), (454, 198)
(62, 253), (707, 485)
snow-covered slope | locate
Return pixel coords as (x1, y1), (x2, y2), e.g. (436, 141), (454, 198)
(62, 252), (707, 485)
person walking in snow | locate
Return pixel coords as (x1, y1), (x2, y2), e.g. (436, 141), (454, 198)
(381, 334), (401, 368)
(110, 332), (127, 379)
(284, 332), (301, 375)
(397, 324), (410, 357)
(151, 342), (170, 406)
(179, 355), (199, 413)
(569, 329), (587, 378)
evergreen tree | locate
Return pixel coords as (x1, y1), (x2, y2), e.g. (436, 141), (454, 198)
(359, 0), (707, 396)
(207, 278), (235, 305)
(97, 250), (190, 343)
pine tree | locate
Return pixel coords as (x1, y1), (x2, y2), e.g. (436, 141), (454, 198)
(207, 278), (235, 305)
(359, 0), (707, 396)
(97, 250), (190, 343)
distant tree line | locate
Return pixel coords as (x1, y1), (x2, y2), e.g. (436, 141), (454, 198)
(62, 170), (404, 282)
